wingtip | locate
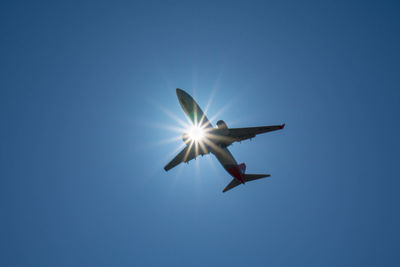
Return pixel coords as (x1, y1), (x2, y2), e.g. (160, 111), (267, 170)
(280, 123), (285, 129)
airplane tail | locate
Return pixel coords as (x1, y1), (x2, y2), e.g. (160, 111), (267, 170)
(238, 163), (246, 174)
(222, 173), (270, 193)
(243, 173), (270, 181)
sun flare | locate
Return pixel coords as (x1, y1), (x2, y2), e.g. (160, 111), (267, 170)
(187, 125), (205, 142)
(152, 86), (227, 173)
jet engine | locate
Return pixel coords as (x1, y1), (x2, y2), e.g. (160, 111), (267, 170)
(215, 120), (229, 143)
(216, 120), (228, 130)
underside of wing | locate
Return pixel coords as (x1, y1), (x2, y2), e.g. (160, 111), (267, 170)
(228, 124), (285, 142)
(164, 143), (210, 171)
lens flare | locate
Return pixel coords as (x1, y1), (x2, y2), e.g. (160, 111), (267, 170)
(188, 125), (204, 142)
(150, 85), (228, 178)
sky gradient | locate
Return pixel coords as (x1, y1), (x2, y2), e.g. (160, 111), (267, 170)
(1, 1), (400, 266)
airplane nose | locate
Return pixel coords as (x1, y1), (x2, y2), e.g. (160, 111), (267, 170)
(176, 88), (188, 100)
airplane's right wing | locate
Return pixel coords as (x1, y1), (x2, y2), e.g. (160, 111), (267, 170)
(228, 124), (285, 143)
(164, 143), (209, 171)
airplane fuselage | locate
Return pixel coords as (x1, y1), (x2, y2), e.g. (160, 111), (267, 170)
(176, 89), (245, 183)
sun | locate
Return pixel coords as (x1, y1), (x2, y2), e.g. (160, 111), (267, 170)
(187, 125), (205, 142)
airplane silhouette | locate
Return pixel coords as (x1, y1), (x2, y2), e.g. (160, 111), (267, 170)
(164, 88), (285, 192)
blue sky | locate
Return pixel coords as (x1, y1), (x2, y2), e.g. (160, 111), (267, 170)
(1, 1), (399, 266)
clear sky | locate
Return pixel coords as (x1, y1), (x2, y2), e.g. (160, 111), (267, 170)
(1, 1), (399, 266)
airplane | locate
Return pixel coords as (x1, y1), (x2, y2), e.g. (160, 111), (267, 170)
(164, 88), (285, 192)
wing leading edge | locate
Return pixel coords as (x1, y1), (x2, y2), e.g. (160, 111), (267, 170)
(164, 143), (210, 171)
(228, 124), (285, 143)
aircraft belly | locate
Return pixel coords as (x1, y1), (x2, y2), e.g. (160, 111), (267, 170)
(212, 147), (244, 183)
(177, 89), (211, 127)
(182, 101), (205, 125)
(212, 147), (237, 166)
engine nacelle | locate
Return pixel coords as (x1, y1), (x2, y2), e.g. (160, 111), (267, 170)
(215, 120), (229, 142)
(216, 120), (228, 130)
(182, 133), (191, 144)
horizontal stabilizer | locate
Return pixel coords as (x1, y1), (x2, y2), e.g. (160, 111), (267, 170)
(222, 174), (270, 193)
(243, 174), (270, 182)
(222, 179), (241, 193)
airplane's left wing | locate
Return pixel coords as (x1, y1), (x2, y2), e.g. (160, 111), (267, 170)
(164, 143), (209, 171)
(228, 124), (285, 143)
